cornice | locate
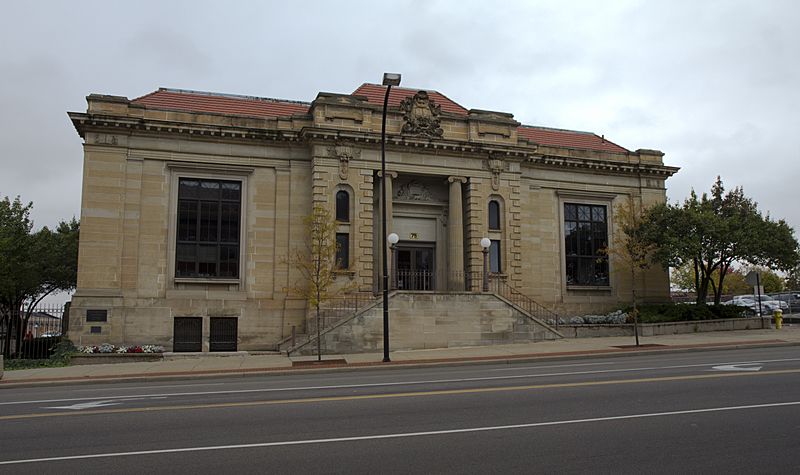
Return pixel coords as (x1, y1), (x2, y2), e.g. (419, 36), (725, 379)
(68, 112), (304, 144)
(525, 154), (679, 177)
(67, 112), (679, 179)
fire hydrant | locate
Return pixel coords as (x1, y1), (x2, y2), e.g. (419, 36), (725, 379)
(773, 309), (783, 330)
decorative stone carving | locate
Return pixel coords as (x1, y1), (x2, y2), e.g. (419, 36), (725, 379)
(327, 143), (361, 180)
(399, 91), (444, 138)
(93, 134), (118, 145)
(395, 179), (432, 202)
(488, 156), (504, 191)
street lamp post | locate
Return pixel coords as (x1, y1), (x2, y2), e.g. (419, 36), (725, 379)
(388, 232), (399, 290)
(480, 237), (491, 292)
(381, 72), (401, 363)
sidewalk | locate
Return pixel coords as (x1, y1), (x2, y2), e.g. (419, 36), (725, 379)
(2, 326), (799, 387)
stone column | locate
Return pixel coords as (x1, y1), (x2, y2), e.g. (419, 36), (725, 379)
(448, 176), (467, 290)
(377, 171), (397, 290)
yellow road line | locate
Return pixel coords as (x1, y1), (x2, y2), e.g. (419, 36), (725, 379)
(3, 368), (799, 421)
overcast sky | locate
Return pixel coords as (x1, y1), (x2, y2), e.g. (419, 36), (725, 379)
(2, 0), (799, 237)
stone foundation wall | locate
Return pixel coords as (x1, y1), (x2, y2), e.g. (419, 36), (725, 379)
(558, 316), (767, 338)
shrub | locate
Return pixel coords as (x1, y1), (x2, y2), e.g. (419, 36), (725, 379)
(709, 304), (754, 319)
(634, 303), (753, 323)
(20, 336), (62, 359)
(5, 339), (75, 371)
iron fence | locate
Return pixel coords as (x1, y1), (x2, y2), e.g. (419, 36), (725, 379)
(1, 303), (68, 360)
(388, 269), (560, 326)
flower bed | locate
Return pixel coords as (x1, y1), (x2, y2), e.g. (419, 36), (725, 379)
(77, 344), (165, 354)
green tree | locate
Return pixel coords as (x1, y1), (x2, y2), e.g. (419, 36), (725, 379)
(786, 265), (800, 291)
(671, 263), (750, 297)
(0, 196), (79, 357)
(638, 177), (800, 305)
(741, 266), (785, 293)
(285, 206), (352, 360)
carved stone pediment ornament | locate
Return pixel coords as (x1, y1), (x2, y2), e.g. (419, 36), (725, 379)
(399, 91), (444, 138)
(395, 180), (432, 202)
(327, 143), (361, 180)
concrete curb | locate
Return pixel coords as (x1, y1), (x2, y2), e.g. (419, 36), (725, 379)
(1, 339), (797, 389)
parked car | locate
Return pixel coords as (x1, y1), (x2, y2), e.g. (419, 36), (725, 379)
(727, 294), (786, 315)
(769, 292), (800, 314)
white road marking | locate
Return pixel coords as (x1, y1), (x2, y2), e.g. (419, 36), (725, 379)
(488, 361), (617, 371)
(1, 400), (799, 465)
(44, 397), (166, 410)
(75, 382), (228, 392)
(711, 364), (763, 372)
(3, 357), (799, 407)
(45, 400), (123, 410)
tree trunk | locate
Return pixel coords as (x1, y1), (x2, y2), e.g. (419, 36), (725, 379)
(715, 266), (728, 305)
(696, 274), (709, 305)
(1, 314), (11, 358)
(692, 259), (703, 304)
(13, 305), (24, 357)
(631, 265), (639, 347)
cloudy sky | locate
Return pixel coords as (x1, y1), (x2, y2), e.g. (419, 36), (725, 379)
(2, 0), (799, 236)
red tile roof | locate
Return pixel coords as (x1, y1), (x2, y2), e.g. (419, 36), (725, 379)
(352, 83), (469, 115)
(518, 125), (628, 153)
(127, 87), (629, 152)
(131, 88), (310, 118)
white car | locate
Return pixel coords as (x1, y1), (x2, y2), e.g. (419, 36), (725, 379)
(727, 295), (786, 315)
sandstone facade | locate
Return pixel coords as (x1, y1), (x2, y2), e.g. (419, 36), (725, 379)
(67, 84), (678, 351)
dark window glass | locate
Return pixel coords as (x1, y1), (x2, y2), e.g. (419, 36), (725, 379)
(336, 190), (349, 222)
(336, 233), (349, 269)
(488, 200), (501, 230)
(564, 203), (608, 286)
(489, 240), (501, 273)
(176, 178), (241, 278)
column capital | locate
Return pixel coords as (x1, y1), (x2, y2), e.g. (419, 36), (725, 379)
(377, 170), (398, 179)
(448, 176), (467, 184)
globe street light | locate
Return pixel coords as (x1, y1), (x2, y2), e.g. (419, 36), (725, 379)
(480, 237), (491, 292)
(381, 73), (401, 363)
(388, 232), (399, 290)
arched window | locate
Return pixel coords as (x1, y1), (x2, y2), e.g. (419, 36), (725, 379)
(488, 200), (500, 230)
(336, 190), (349, 222)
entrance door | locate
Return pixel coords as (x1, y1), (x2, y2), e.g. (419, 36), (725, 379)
(396, 244), (435, 290)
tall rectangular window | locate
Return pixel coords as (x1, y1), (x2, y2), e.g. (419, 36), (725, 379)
(176, 178), (241, 278)
(336, 233), (349, 269)
(335, 190), (350, 222)
(489, 239), (501, 273)
(564, 203), (608, 286)
(488, 200), (501, 230)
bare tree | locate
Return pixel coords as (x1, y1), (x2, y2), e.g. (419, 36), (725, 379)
(285, 206), (352, 360)
(606, 196), (656, 346)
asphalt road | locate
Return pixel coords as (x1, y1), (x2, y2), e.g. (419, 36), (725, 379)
(2, 347), (800, 474)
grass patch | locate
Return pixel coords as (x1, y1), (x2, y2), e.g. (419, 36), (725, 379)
(4, 358), (69, 370)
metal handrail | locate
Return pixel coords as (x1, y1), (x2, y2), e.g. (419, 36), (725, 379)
(306, 292), (378, 337)
(487, 277), (561, 328)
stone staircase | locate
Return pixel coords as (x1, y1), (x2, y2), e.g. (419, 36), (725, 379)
(286, 290), (562, 356)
